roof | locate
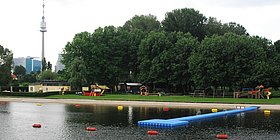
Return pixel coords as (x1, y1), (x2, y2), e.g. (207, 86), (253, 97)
(119, 83), (142, 86)
(30, 80), (70, 86)
(91, 85), (110, 90)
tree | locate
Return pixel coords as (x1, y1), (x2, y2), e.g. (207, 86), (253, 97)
(204, 17), (224, 36)
(68, 57), (87, 90)
(138, 31), (199, 92)
(22, 73), (37, 84)
(41, 57), (47, 72)
(205, 18), (248, 37)
(38, 70), (57, 80)
(62, 31), (92, 83)
(189, 33), (266, 90)
(47, 61), (52, 70)
(162, 8), (207, 41)
(138, 31), (172, 86)
(222, 22), (248, 36)
(13, 65), (26, 83)
(13, 65), (26, 77)
(262, 39), (280, 88)
(165, 32), (199, 93)
(0, 45), (13, 86)
(123, 14), (161, 32)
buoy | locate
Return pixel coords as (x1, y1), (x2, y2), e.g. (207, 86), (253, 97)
(32, 123), (41, 128)
(264, 110), (271, 117)
(163, 107), (169, 112)
(117, 106), (123, 111)
(216, 134), (228, 139)
(86, 127), (97, 131)
(147, 130), (158, 135)
(211, 108), (218, 113)
(75, 104), (81, 108)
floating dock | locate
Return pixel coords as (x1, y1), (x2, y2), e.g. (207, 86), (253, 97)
(138, 106), (259, 128)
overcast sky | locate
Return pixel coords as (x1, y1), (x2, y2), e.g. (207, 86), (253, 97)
(0, 0), (280, 69)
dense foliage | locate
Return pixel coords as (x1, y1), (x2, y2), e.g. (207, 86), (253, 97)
(0, 45), (13, 87)
(61, 8), (280, 93)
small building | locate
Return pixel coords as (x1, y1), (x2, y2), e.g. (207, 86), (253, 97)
(119, 83), (142, 94)
(29, 80), (71, 93)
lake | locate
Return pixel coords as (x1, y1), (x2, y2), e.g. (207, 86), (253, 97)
(0, 101), (280, 140)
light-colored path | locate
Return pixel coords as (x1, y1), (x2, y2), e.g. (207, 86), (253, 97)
(0, 97), (279, 110)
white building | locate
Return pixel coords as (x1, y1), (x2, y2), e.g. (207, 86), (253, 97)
(55, 54), (65, 73)
(13, 57), (26, 68)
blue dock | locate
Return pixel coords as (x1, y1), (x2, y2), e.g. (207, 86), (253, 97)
(138, 106), (259, 128)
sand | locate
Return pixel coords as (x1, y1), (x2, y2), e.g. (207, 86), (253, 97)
(0, 97), (279, 110)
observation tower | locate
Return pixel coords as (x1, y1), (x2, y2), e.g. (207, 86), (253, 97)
(40, 0), (47, 71)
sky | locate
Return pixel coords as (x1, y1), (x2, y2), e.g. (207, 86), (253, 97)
(0, 0), (280, 70)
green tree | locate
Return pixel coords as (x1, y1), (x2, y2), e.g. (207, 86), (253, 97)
(189, 33), (266, 90)
(166, 32), (199, 93)
(138, 31), (199, 92)
(138, 31), (171, 85)
(47, 61), (52, 70)
(0, 45), (13, 86)
(38, 70), (57, 80)
(41, 57), (47, 72)
(261, 39), (280, 88)
(22, 72), (37, 84)
(62, 31), (92, 84)
(222, 22), (248, 35)
(68, 57), (87, 90)
(162, 8), (207, 41)
(13, 65), (26, 77)
(123, 14), (161, 32)
(204, 17), (224, 36)
(205, 18), (248, 37)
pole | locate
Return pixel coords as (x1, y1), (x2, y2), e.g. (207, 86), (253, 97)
(41, 32), (44, 72)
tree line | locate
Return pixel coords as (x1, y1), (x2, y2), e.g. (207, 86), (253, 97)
(61, 8), (280, 93)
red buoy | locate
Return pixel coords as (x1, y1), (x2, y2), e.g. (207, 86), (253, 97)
(163, 107), (169, 112)
(75, 104), (81, 108)
(216, 134), (228, 139)
(86, 127), (97, 131)
(147, 130), (158, 135)
(32, 123), (41, 128)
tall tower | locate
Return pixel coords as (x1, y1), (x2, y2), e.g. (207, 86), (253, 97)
(40, 0), (47, 71)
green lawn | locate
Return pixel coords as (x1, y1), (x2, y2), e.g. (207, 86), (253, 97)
(45, 94), (280, 104)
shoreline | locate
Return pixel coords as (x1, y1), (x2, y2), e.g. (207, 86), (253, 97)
(0, 97), (279, 110)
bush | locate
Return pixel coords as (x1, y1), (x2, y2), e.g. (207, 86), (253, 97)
(271, 90), (280, 98)
(0, 91), (59, 97)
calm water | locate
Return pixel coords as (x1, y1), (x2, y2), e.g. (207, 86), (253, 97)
(0, 101), (280, 140)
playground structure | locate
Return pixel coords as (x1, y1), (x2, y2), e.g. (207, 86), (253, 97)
(82, 84), (109, 96)
(234, 86), (272, 99)
(139, 85), (162, 96)
(140, 86), (148, 96)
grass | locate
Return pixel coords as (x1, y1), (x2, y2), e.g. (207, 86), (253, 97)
(44, 94), (280, 105)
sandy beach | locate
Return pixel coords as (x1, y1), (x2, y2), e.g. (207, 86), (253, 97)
(0, 97), (279, 110)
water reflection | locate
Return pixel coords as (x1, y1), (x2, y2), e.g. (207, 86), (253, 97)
(128, 106), (133, 125)
(1, 101), (280, 139)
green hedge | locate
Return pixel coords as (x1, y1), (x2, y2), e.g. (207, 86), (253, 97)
(0, 91), (59, 97)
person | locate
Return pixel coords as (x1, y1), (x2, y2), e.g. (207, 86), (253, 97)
(259, 84), (264, 93)
(259, 84), (265, 98)
(266, 89), (272, 99)
(60, 87), (64, 95)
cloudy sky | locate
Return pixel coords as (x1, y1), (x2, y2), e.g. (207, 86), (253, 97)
(0, 0), (280, 69)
